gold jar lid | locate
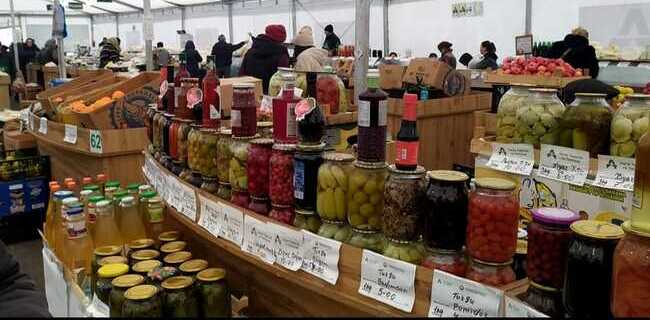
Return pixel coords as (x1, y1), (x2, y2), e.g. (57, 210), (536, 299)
(529, 281), (560, 292)
(124, 285), (158, 301)
(294, 208), (316, 216)
(250, 138), (274, 145)
(112, 274), (145, 288)
(528, 88), (558, 93)
(622, 221), (650, 238)
(128, 238), (155, 251)
(323, 152), (355, 163)
(164, 251), (193, 265)
(99, 256), (128, 266)
(570, 220), (624, 240)
(257, 121), (273, 128)
(161, 276), (194, 290)
(94, 245), (122, 257)
(158, 231), (181, 242)
(427, 170), (469, 182)
(131, 249), (160, 261)
(98, 263), (129, 278)
(160, 241), (187, 253)
(133, 260), (163, 274)
(197, 268), (226, 282)
(474, 177), (516, 191)
(179, 259), (209, 273)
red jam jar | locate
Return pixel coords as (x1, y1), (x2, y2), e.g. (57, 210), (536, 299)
(232, 83), (258, 137)
(168, 118), (181, 160)
(247, 138), (273, 199)
(611, 221), (650, 317)
(249, 196), (270, 215)
(465, 258), (516, 287)
(527, 207), (580, 289)
(269, 144), (295, 206)
(466, 178), (519, 263)
(269, 204), (294, 225)
(316, 72), (340, 114)
(231, 189), (250, 208)
(421, 248), (467, 277)
(272, 73), (299, 144)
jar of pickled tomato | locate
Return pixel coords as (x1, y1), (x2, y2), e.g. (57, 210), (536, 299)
(247, 138), (273, 198)
(421, 248), (467, 277)
(231, 189), (250, 208)
(269, 204), (294, 225)
(269, 144), (295, 206)
(465, 258), (516, 287)
(231, 83), (258, 137)
(611, 221), (650, 317)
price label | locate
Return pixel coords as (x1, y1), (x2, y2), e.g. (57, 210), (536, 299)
(243, 216), (275, 264)
(39, 117), (48, 134)
(166, 175), (180, 206)
(538, 144), (590, 186)
(270, 224), (304, 271)
(358, 250), (416, 312)
(592, 155), (635, 191)
(89, 130), (103, 154)
(639, 63), (650, 69)
(504, 296), (548, 317)
(428, 270), (502, 317)
(209, 104), (220, 119)
(300, 231), (341, 285)
(198, 195), (223, 237)
(219, 204), (244, 247)
(180, 184), (197, 221)
(294, 87), (304, 98)
(63, 124), (78, 144)
(486, 143), (534, 176)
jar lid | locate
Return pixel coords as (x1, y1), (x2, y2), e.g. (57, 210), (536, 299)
(112, 274), (145, 288)
(94, 245), (122, 257)
(233, 135), (257, 141)
(354, 160), (388, 169)
(272, 143), (297, 151)
(128, 239), (155, 250)
(323, 152), (355, 162)
(621, 221), (650, 238)
(388, 164), (426, 176)
(124, 285), (158, 301)
(218, 128), (232, 136)
(471, 257), (513, 267)
(570, 220), (624, 240)
(54, 190), (74, 199)
(529, 281), (560, 293)
(531, 207), (580, 226)
(127, 183), (141, 191)
(80, 190), (93, 196)
(141, 191), (157, 199)
(427, 170), (469, 182)
(148, 196), (162, 204)
(88, 195), (104, 203)
(98, 263), (129, 278)
(62, 197), (79, 205)
(164, 251), (193, 264)
(510, 83), (537, 88)
(131, 249), (160, 261)
(257, 121), (273, 128)
(99, 255), (128, 266)
(200, 127), (219, 134)
(120, 196), (136, 206)
(233, 82), (256, 89)
(575, 93), (607, 98)
(297, 142), (326, 152)
(179, 259), (209, 273)
(250, 138), (274, 145)
(160, 240), (187, 253)
(96, 199), (111, 208)
(351, 228), (380, 235)
(277, 67), (295, 73)
(133, 260), (162, 274)
(528, 88), (557, 93)
(84, 184), (100, 191)
(427, 247), (463, 255)
(295, 208), (316, 216)
(158, 231), (181, 242)
(182, 77), (200, 84)
(474, 177), (516, 191)
(161, 276), (194, 290)
(197, 268), (226, 282)
(250, 195), (269, 201)
(105, 181), (120, 188)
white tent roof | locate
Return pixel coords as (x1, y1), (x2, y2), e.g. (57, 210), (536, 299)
(5, 0), (228, 15)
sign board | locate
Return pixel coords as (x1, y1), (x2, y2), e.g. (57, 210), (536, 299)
(516, 34), (534, 55)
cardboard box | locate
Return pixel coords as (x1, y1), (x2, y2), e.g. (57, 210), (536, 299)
(379, 64), (406, 90)
(403, 58), (452, 90)
(218, 76), (263, 118)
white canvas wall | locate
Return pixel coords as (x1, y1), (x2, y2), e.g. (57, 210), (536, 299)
(93, 15), (118, 47)
(22, 16), (91, 51)
(153, 9), (182, 50)
(185, 4), (228, 52)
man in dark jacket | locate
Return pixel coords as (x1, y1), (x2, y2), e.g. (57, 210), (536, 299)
(17, 38), (39, 79)
(546, 28), (599, 78)
(182, 40), (204, 79)
(0, 240), (50, 317)
(322, 24), (341, 56)
(240, 24), (290, 94)
(37, 39), (58, 66)
(211, 35), (246, 78)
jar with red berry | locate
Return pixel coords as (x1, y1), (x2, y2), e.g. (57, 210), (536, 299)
(269, 204), (294, 225)
(249, 196), (270, 215)
(316, 72), (341, 114)
(231, 83), (258, 137)
(465, 258), (516, 287)
(526, 207), (580, 289)
(231, 189), (250, 208)
(421, 249), (467, 277)
(269, 144), (296, 206)
(466, 178), (519, 263)
(247, 138), (273, 199)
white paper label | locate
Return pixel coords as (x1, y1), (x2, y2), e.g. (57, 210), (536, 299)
(358, 250), (416, 312)
(294, 88), (304, 98)
(29, 114), (35, 131)
(428, 270), (503, 317)
(198, 195), (223, 237)
(504, 296), (548, 317)
(209, 104), (221, 119)
(64, 124), (78, 144)
(39, 117), (48, 134)
(270, 224), (304, 271)
(378, 100), (388, 126)
(358, 100), (370, 127)
(538, 144), (590, 186)
(287, 103), (297, 137)
(592, 155), (635, 191)
(243, 216), (275, 264)
(90, 296), (109, 318)
(231, 110), (241, 127)
(180, 184), (197, 221)
(89, 130), (103, 154)
(639, 63), (650, 69)
(219, 204), (244, 247)
(159, 80), (168, 99)
(486, 143), (534, 176)
(300, 231), (341, 285)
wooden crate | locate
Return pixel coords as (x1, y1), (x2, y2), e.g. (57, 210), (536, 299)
(36, 70), (113, 115)
(387, 91), (492, 170)
(474, 110), (497, 137)
(49, 75), (127, 119)
(484, 71), (588, 88)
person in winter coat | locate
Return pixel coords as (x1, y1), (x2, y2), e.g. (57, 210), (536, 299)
(438, 41), (457, 69)
(322, 24), (341, 56)
(546, 27), (599, 78)
(37, 39), (58, 66)
(211, 35), (247, 78)
(182, 40), (204, 79)
(153, 42), (169, 70)
(98, 37), (121, 68)
(17, 38), (39, 78)
(240, 24), (290, 94)
(0, 44), (14, 79)
(469, 40), (499, 70)
(293, 26), (329, 73)
(0, 240), (50, 317)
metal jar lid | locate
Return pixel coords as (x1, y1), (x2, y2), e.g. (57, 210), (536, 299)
(197, 268), (226, 282)
(161, 276), (194, 290)
(323, 152), (355, 163)
(124, 285), (158, 301)
(570, 220), (624, 240)
(474, 177), (516, 191)
(427, 170), (469, 182)
(112, 274), (145, 288)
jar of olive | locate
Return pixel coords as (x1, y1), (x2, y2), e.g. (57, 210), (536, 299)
(161, 276), (200, 317)
(348, 161), (388, 232)
(177, 119), (195, 181)
(160, 240), (187, 259)
(92, 245), (122, 297)
(179, 259), (209, 278)
(133, 260), (162, 280)
(130, 249), (160, 267)
(383, 239), (425, 265)
(110, 274), (145, 317)
(164, 251), (193, 268)
(197, 268), (231, 318)
(158, 231), (181, 248)
(127, 239), (155, 262)
(122, 285), (162, 317)
(293, 209), (322, 233)
(95, 263), (129, 304)
(187, 124), (203, 187)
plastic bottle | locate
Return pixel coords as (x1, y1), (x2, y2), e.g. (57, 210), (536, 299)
(93, 200), (124, 248)
(44, 183), (60, 245)
(119, 196), (148, 244)
(63, 198), (94, 284)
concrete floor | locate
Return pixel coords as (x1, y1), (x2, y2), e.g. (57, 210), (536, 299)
(7, 239), (46, 296)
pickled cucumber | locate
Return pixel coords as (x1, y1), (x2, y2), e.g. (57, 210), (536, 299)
(334, 188), (346, 220)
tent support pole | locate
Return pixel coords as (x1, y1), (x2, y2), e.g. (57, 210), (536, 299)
(354, 0), (371, 106)
(383, 0), (389, 55)
(228, 2), (234, 43)
(291, 0), (297, 38)
(144, 0), (153, 71)
(9, 0), (21, 80)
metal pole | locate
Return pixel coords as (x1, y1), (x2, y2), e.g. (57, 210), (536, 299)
(525, 0), (532, 34)
(144, 0), (153, 71)
(181, 7), (186, 31)
(354, 0), (371, 105)
(383, 0), (389, 55)
(228, 3), (234, 43)
(291, 0), (297, 38)
(115, 14), (120, 37)
(54, 0), (66, 79)
(90, 15), (95, 47)
(9, 0), (21, 80)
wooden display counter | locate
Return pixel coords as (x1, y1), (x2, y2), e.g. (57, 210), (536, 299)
(484, 71), (588, 88)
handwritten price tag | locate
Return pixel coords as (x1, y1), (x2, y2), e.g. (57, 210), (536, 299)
(179, 184), (197, 221)
(63, 124), (77, 144)
(592, 155), (635, 191)
(39, 117), (48, 134)
(198, 195), (223, 237)
(358, 250), (416, 312)
(270, 224), (303, 271)
(538, 144), (590, 186)
(428, 270), (502, 317)
(89, 130), (103, 154)
(219, 204), (244, 247)
(243, 216), (275, 264)
(486, 143), (534, 175)
(504, 296), (548, 317)
(300, 231), (341, 285)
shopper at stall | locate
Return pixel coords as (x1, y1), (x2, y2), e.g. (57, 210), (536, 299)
(293, 26), (329, 72)
(437, 41), (457, 69)
(98, 37), (121, 68)
(239, 24), (290, 93)
(183, 40), (204, 79)
(468, 40), (499, 70)
(17, 38), (39, 78)
(322, 24), (341, 56)
(0, 43), (14, 78)
(546, 27), (599, 78)
(0, 240), (50, 317)
(37, 39), (58, 66)
(211, 35), (247, 78)
(153, 42), (170, 69)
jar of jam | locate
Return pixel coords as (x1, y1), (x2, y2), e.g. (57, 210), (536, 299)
(176, 119), (194, 181)
(232, 83), (258, 137)
(348, 161), (388, 232)
(230, 136), (254, 192)
(231, 189), (250, 208)
(521, 281), (564, 318)
(357, 69), (387, 163)
(384, 239), (424, 264)
(217, 182), (232, 201)
(346, 228), (386, 253)
(270, 144), (295, 206)
(611, 221), (650, 317)
(122, 284), (162, 317)
(317, 152), (355, 223)
(316, 72), (341, 114)
(294, 143), (325, 212)
(161, 276), (200, 317)
(564, 220), (623, 318)
(158, 231), (181, 248)
(383, 165), (426, 242)
(466, 178), (519, 263)
(179, 259), (209, 278)
(196, 268), (231, 318)
(269, 204), (294, 225)
(465, 258), (516, 287)
(421, 248), (467, 277)
(293, 209), (321, 233)
(96, 263), (130, 305)
(186, 124), (203, 187)
(248, 138), (273, 198)
(526, 207), (580, 289)
(163, 251), (193, 268)
(296, 98), (325, 144)
(216, 128), (233, 188)
(110, 274), (145, 317)
(317, 220), (352, 241)
(257, 121), (274, 139)
(132, 260), (162, 279)
(272, 73), (299, 143)
(199, 128), (219, 191)
(249, 196), (270, 215)
(424, 170), (469, 251)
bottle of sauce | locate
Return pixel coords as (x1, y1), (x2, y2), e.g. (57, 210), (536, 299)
(357, 70), (387, 163)
(395, 93), (419, 171)
(272, 72), (299, 143)
(174, 53), (189, 116)
(632, 133), (650, 232)
(63, 198), (94, 281)
(202, 56), (220, 129)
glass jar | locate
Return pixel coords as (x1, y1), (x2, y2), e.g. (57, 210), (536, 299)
(521, 281), (564, 318)
(383, 165), (426, 242)
(146, 105), (157, 148)
(270, 144), (295, 206)
(257, 121), (273, 139)
(318, 220), (352, 241)
(293, 209), (321, 233)
(91, 245), (122, 298)
(297, 99), (325, 144)
(230, 136), (253, 192)
(152, 111), (164, 158)
(163, 251), (193, 268)
(186, 124), (204, 187)
(611, 221), (650, 317)
(130, 249), (161, 267)
(232, 83), (258, 137)
(421, 248), (467, 277)
(466, 258), (516, 287)
(146, 196), (165, 243)
(110, 274), (145, 317)
(294, 143), (325, 212)
(168, 117), (181, 167)
(132, 260), (162, 279)
(559, 93), (613, 157)
(176, 78), (200, 120)
(317, 152), (355, 223)
(160, 240), (188, 259)
(346, 228), (385, 253)
(610, 94), (650, 157)
(158, 231), (181, 248)
(249, 196), (270, 215)
(96, 263), (130, 304)
(216, 128), (233, 187)
(122, 285), (162, 317)
(496, 84), (532, 143)
(197, 268), (231, 318)
(564, 220), (623, 318)
(272, 72), (299, 144)
(231, 189), (250, 208)
(127, 239), (156, 262)
(179, 259), (208, 278)
(248, 138), (273, 198)
(161, 276), (199, 317)
(162, 113), (174, 158)
(199, 129), (219, 190)
(423, 170), (469, 251)
(526, 207), (579, 289)
(217, 182), (232, 201)
(348, 161), (388, 232)
(357, 70), (388, 163)
(269, 204), (294, 225)
(176, 119), (194, 180)
(515, 88), (566, 147)
(317, 72), (341, 114)
(466, 178), (519, 263)
(383, 239), (425, 265)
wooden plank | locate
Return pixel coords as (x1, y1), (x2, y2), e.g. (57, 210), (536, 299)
(483, 71), (588, 88)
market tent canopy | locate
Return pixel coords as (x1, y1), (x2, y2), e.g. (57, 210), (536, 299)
(1, 0), (229, 15)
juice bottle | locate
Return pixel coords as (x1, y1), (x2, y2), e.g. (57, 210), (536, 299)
(96, 173), (107, 195)
(145, 194), (164, 240)
(44, 184), (60, 244)
(632, 133), (650, 232)
(174, 53), (189, 115)
(56, 197), (80, 263)
(48, 190), (74, 254)
(119, 196), (148, 244)
(93, 199), (124, 248)
(86, 195), (104, 239)
(63, 198), (94, 287)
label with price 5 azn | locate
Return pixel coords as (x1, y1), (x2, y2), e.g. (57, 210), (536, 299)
(358, 250), (416, 312)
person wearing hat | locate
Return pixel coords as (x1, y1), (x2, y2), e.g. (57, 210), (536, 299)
(240, 24), (290, 94)
(322, 24), (341, 56)
(293, 26), (329, 73)
(211, 35), (247, 78)
(437, 41), (457, 69)
(182, 40), (204, 79)
(546, 27), (599, 78)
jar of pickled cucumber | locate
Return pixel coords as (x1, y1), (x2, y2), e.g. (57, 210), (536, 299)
(198, 128), (219, 185)
(318, 220), (352, 241)
(92, 245), (123, 297)
(257, 121), (273, 139)
(317, 152), (355, 223)
(122, 285), (162, 317)
(610, 94), (650, 157)
(217, 182), (232, 201)
(127, 239), (156, 263)
(294, 143), (325, 212)
(559, 93), (613, 157)
(270, 144), (296, 206)
(348, 161), (388, 232)
(196, 268), (231, 318)
(346, 228), (385, 253)
(216, 129), (233, 186)
(177, 119), (195, 181)
(230, 136), (254, 192)
(293, 209), (322, 233)
(384, 239), (425, 264)
(186, 124), (203, 187)
(269, 204), (294, 225)
(161, 276), (200, 317)
(110, 274), (145, 317)
(516, 88), (566, 147)
(163, 251), (192, 268)
(383, 165), (426, 242)
(179, 259), (208, 279)
(496, 84), (534, 143)
(96, 263), (130, 304)
(248, 138), (273, 198)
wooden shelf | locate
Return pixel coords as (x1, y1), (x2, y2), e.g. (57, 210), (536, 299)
(484, 71), (588, 88)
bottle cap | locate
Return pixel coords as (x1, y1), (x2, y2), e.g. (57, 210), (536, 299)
(82, 177), (92, 185)
(51, 185), (61, 193)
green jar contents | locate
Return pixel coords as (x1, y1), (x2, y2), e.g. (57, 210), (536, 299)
(161, 276), (200, 317)
(133, 260), (162, 279)
(317, 152), (355, 223)
(130, 248), (160, 267)
(318, 220), (352, 241)
(109, 274), (145, 317)
(559, 93), (613, 157)
(516, 88), (566, 147)
(496, 84), (533, 143)
(229, 136), (254, 192)
(95, 263), (129, 305)
(217, 182), (232, 201)
(122, 285), (162, 317)
(348, 161), (388, 232)
(91, 245), (122, 298)
(179, 259), (209, 278)
(293, 209), (322, 233)
(197, 268), (231, 318)
(346, 228), (386, 253)
(383, 239), (425, 265)
(163, 251), (193, 268)
(610, 94), (650, 157)
(216, 129), (233, 188)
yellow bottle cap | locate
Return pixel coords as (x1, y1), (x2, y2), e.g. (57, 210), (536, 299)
(98, 263), (129, 278)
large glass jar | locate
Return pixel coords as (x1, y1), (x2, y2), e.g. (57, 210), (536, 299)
(231, 189), (250, 208)
(383, 165), (426, 242)
(186, 124), (203, 187)
(216, 129), (233, 186)
(249, 196), (270, 215)
(294, 143), (325, 212)
(526, 207), (579, 289)
(248, 138), (273, 198)
(610, 94), (650, 157)
(357, 70), (388, 163)
(293, 209), (321, 233)
(179, 259), (208, 279)
(521, 281), (564, 318)
(199, 129), (219, 191)
(229, 136), (253, 192)
(465, 258), (515, 287)
(317, 152), (355, 223)
(96, 263), (130, 304)
(384, 239), (425, 264)
(160, 240), (188, 260)
(346, 228), (385, 253)
(421, 248), (467, 277)
(318, 220), (352, 241)
(197, 268), (231, 318)
(161, 276), (199, 317)
(564, 220), (623, 318)
(270, 144), (295, 206)
(176, 119), (194, 180)
(348, 161), (388, 232)
(424, 170), (469, 251)
(130, 249), (161, 267)
(232, 83), (258, 137)
(132, 260), (162, 279)
(317, 72), (341, 114)
(272, 72), (299, 144)
(257, 121), (273, 139)
(559, 93), (613, 157)
(217, 182), (232, 201)
(110, 274), (145, 317)
(496, 84), (533, 143)
(158, 231), (181, 249)
(91, 245), (122, 298)
(150, 109), (162, 156)
(127, 239), (156, 263)
(147, 266), (180, 291)
(516, 88), (566, 147)
(122, 285), (162, 317)
(161, 113), (174, 159)
(611, 221), (650, 317)
(466, 178), (519, 263)
(269, 204), (294, 225)
(168, 117), (181, 168)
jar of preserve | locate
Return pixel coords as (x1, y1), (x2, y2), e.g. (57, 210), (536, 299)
(317, 152), (355, 223)
(559, 93), (613, 157)
(424, 170), (469, 251)
(146, 105), (157, 147)
(130, 249), (160, 267)
(296, 98), (325, 144)
(160, 240), (187, 259)
(421, 248), (467, 277)
(158, 231), (181, 248)
(229, 136), (253, 192)
(199, 129), (219, 191)
(496, 84), (533, 143)
(133, 260), (162, 280)
(248, 138), (273, 198)
(383, 165), (426, 242)
(348, 161), (388, 232)
(217, 182), (232, 201)
(465, 258), (516, 287)
(127, 239), (156, 262)
(257, 121), (273, 139)
(272, 72), (299, 144)
(92, 245), (123, 297)
(293, 209), (321, 233)
(269, 204), (294, 225)
(270, 144), (295, 206)
(151, 109), (163, 156)
(610, 94), (650, 157)
(161, 276), (199, 317)
(110, 274), (145, 317)
(231, 83), (258, 137)
(346, 228), (385, 253)
(521, 281), (564, 318)
(163, 251), (193, 268)
(466, 178), (519, 263)
(176, 119), (194, 180)
(161, 113), (174, 158)
(179, 259), (209, 279)
(186, 124), (203, 187)
(294, 143), (325, 212)
(526, 207), (579, 289)
(564, 220), (623, 318)
(231, 189), (250, 208)
(384, 239), (424, 264)
(318, 220), (352, 241)
(197, 268), (231, 318)
(216, 129), (233, 188)
(249, 196), (270, 215)
(168, 117), (181, 173)
(357, 69), (387, 163)
(316, 72), (341, 114)
(517, 88), (566, 147)
(96, 263), (130, 304)
(611, 221), (650, 317)
(122, 285), (162, 317)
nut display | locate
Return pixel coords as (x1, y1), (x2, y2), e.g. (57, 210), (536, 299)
(514, 88), (566, 146)
(229, 136), (253, 191)
(610, 94), (650, 157)
(423, 170), (469, 251)
(269, 144), (295, 206)
(465, 258), (516, 287)
(216, 129), (233, 184)
(347, 161), (388, 231)
(382, 165), (426, 241)
(346, 229), (385, 253)
(247, 139), (273, 198)
(383, 240), (425, 265)
(293, 210), (321, 233)
(316, 153), (354, 223)
(496, 85), (531, 143)
(317, 221), (352, 241)
(559, 93), (613, 157)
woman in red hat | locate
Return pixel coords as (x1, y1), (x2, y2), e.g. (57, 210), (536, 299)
(239, 24), (290, 94)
